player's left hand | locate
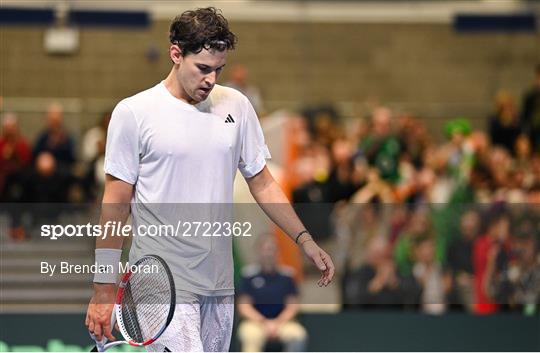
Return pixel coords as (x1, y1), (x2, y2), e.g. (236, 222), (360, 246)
(301, 240), (335, 287)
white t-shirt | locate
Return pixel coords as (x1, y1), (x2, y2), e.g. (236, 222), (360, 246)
(104, 81), (271, 296)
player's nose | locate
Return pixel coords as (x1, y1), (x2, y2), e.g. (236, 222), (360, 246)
(204, 71), (217, 86)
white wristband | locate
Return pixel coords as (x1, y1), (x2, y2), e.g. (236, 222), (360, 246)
(93, 248), (122, 284)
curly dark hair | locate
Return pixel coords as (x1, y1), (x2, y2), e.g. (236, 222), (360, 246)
(169, 7), (237, 56)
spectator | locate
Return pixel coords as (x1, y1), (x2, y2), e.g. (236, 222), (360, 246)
(81, 112), (110, 163)
(441, 118), (474, 184)
(225, 64), (265, 115)
(340, 203), (387, 274)
(0, 112), (32, 241)
(292, 144), (334, 241)
(33, 102), (75, 170)
(488, 91), (522, 154)
(0, 113), (31, 199)
(520, 64), (540, 152)
(359, 107), (402, 184)
(411, 235), (451, 315)
(23, 152), (71, 203)
(488, 147), (514, 194)
(447, 209), (481, 311)
(81, 112), (111, 200)
(397, 114), (431, 169)
(473, 207), (512, 314)
(325, 137), (358, 203)
(345, 236), (419, 309)
(237, 236), (308, 352)
(394, 208), (434, 277)
(488, 219), (540, 314)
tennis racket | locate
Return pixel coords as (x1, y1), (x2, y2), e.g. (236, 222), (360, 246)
(89, 254), (176, 352)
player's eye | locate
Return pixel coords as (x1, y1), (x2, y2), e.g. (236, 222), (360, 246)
(197, 65), (212, 74)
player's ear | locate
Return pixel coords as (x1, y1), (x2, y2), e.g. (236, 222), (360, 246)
(169, 44), (183, 65)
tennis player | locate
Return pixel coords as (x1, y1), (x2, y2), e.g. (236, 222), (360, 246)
(85, 7), (334, 352)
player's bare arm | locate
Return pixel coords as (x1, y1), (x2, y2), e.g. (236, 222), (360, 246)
(245, 166), (335, 286)
(85, 174), (133, 342)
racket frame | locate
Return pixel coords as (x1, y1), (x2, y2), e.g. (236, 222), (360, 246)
(90, 254), (175, 351)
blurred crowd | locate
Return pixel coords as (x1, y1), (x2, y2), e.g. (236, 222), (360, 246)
(287, 65), (540, 315)
(0, 102), (110, 240)
(1, 64), (539, 317)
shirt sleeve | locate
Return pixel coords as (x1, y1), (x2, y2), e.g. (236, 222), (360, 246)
(238, 96), (271, 178)
(103, 102), (140, 185)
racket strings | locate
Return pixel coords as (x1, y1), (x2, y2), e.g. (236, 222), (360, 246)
(121, 257), (173, 343)
(121, 284), (144, 343)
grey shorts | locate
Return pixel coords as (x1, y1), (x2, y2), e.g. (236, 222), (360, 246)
(146, 291), (234, 352)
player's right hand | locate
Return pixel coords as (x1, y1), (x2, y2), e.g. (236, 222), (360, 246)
(86, 284), (116, 342)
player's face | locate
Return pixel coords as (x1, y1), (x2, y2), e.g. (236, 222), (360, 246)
(178, 48), (227, 104)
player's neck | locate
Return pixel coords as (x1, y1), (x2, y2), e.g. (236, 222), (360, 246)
(163, 69), (196, 105)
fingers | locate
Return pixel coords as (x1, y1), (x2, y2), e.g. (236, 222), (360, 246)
(305, 244), (335, 287)
(95, 321), (104, 342)
(103, 321), (116, 342)
(87, 302), (115, 343)
(88, 320), (95, 336)
(317, 251), (335, 287)
(324, 253), (335, 282)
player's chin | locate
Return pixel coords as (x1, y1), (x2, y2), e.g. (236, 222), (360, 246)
(194, 88), (211, 101)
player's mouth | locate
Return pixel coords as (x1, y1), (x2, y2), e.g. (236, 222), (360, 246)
(199, 86), (212, 94)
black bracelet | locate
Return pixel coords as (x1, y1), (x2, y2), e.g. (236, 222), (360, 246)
(295, 230), (309, 244)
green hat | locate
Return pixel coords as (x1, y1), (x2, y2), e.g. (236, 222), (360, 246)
(445, 118), (472, 139)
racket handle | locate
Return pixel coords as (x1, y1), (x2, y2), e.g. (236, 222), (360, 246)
(89, 332), (107, 352)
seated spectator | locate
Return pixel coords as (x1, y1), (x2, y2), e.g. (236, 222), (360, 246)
(237, 237), (307, 352)
(514, 134), (532, 170)
(394, 207), (435, 277)
(23, 152), (71, 203)
(488, 219), (540, 314)
(0, 112), (31, 241)
(33, 102), (75, 171)
(411, 235), (451, 315)
(9, 152), (73, 238)
(345, 236), (419, 309)
(0, 113), (31, 199)
(473, 206), (512, 314)
(488, 91), (522, 154)
(447, 209), (481, 311)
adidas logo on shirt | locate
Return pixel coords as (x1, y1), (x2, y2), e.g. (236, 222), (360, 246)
(225, 114), (235, 123)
